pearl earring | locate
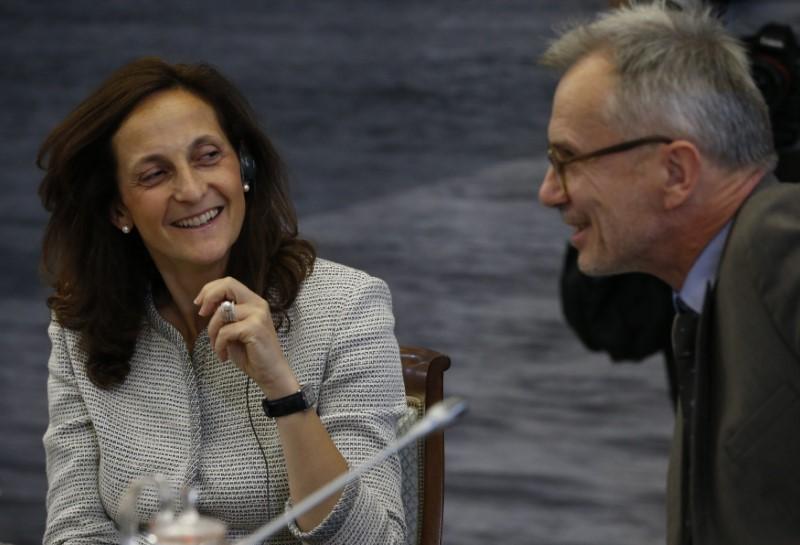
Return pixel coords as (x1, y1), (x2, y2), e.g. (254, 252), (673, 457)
(243, 182), (250, 193)
(121, 225), (131, 234)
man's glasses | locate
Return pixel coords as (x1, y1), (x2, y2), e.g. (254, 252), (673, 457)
(547, 136), (673, 194)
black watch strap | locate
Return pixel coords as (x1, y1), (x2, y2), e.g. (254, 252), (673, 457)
(261, 384), (316, 418)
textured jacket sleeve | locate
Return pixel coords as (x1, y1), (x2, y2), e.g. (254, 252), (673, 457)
(42, 320), (149, 545)
(286, 274), (407, 545)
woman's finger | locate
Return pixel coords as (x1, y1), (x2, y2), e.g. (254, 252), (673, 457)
(194, 276), (248, 317)
(208, 299), (248, 348)
(213, 320), (251, 365)
(207, 296), (272, 346)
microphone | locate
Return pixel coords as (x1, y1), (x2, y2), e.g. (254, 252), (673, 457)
(233, 397), (468, 545)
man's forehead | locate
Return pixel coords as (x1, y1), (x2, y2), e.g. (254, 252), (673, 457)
(548, 53), (619, 145)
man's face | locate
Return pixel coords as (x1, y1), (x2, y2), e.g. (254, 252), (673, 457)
(538, 53), (666, 276)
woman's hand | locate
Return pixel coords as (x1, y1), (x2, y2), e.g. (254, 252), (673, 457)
(195, 276), (349, 531)
(194, 276), (299, 397)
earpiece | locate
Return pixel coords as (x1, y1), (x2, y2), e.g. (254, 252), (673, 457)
(239, 144), (257, 192)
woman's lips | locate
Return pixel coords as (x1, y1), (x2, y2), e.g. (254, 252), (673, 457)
(172, 206), (223, 229)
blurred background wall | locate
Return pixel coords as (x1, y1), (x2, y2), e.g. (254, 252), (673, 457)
(1, 2), (797, 544)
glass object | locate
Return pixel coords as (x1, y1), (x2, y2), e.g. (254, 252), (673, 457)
(120, 475), (228, 545)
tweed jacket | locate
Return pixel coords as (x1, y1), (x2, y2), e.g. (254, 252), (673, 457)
(43, 258), (407, 545)
(667, 177), (800, 545)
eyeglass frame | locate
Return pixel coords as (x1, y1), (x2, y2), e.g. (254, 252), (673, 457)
(547, 136), (674, 194)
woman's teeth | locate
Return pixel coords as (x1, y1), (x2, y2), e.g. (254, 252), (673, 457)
(174, 208), (220, 228)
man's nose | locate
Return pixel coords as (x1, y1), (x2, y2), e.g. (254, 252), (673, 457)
(538, 166), (568, 207)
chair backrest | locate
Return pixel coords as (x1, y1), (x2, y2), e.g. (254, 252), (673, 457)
(399, 345), (451, 545)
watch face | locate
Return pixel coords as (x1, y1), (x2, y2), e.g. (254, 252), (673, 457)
(300, 384), (317, 408)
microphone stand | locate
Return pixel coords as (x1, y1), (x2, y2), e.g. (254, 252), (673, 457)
(233, 397), (468, 545)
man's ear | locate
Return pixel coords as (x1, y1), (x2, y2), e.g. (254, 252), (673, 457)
(661, 140), (701, 210)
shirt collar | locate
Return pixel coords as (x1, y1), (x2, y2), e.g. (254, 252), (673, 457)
(676, 221), (732, 313)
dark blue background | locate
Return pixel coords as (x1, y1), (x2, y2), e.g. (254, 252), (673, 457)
(2, 2), (798, 544)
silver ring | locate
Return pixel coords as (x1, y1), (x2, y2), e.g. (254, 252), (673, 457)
(221, 300), (237, 323)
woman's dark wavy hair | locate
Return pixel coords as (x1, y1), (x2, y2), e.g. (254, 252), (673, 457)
(38, 57), (315, 389)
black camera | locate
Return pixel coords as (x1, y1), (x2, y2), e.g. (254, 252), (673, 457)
(675, 1), (800, 150)
(742, 23), (800, 150)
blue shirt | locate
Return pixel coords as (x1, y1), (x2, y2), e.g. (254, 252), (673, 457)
(676, 222), (732, 314)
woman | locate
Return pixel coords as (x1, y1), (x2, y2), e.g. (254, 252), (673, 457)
(38, 57), (407, 545)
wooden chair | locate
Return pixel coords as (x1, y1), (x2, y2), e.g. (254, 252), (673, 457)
(398, 345), (452, 545)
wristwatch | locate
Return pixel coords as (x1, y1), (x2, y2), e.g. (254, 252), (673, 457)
(261, 384), (316, 418)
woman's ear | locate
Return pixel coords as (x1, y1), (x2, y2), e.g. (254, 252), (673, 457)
(109, 202), (132, 233)
(661, 140), (701, 210)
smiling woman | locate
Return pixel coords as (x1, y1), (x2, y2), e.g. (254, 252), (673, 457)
(36, 58), (407, 545)
(110, 90), (248, 290)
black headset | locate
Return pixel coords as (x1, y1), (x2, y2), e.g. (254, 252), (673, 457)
(239, 143), (257, 190)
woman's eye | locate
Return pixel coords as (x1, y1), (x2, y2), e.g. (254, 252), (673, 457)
(138, 169), (165, 185)
(197, 148), (221, 164)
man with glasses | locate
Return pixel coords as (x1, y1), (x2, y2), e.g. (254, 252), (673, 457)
(538, 2), (800, 545)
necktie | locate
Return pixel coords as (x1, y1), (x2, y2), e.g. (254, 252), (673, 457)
(672, 299), (699, 419)
(671, 297), (699, 544)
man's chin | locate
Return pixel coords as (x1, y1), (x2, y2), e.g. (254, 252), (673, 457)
(576, 252), (619, 277)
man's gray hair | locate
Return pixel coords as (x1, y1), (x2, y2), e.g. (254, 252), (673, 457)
(541, 0), (777, 171)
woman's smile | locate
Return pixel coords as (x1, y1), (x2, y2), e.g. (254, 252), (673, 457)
(171, 206), (223, 229)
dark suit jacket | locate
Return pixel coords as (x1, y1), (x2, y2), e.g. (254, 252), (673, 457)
(667, 176), (800, 545)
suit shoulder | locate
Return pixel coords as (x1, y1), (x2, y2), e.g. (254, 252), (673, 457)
(302, 258), (388, 293)
(723, 180), (800, 272)
(734, 179), (800, 241)
(293, 258), (391, 313)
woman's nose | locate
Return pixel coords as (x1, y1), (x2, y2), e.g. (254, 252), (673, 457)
(172, 165), (207, 201)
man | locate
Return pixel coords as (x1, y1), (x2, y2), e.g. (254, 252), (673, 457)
(538, 2), (800, 544)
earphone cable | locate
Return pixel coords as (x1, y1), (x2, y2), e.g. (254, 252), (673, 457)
(246, 376), (271, 518)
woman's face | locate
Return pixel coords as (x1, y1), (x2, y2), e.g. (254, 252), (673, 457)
(111, 88), (246, 279)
